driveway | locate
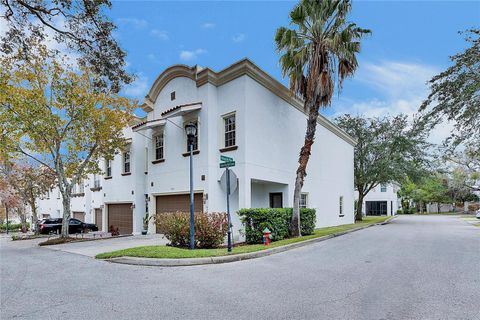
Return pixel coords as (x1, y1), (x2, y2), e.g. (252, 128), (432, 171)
(42, 234), (168, 257)
(1, 215), (479, 320)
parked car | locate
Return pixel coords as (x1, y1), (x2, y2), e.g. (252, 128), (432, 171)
(38, 218), (98, 234)
(476, 209), (480, 219)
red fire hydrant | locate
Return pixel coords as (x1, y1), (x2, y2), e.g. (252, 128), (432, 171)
(263, 228), (272, 246)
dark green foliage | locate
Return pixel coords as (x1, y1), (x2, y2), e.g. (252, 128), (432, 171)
(0, 222), (29, 231)
(238, 208), (316, 244)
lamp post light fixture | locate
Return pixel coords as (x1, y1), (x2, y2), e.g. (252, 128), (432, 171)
(185, 122), (197, 250)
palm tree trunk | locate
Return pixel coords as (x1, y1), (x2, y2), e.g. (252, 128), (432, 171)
(291, 103), (320, 237)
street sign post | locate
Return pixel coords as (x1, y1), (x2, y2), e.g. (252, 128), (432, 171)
(219, 156), (236, 252)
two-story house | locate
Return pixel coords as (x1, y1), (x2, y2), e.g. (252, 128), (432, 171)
(37, 59), (356, 239)
(356, 183), (401, 216)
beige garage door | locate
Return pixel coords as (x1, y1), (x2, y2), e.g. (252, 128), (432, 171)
(95, 208), (103, 231)
(108, 204), (133, 235)
(155, 193), (203, 233)
(72, 211), (85, 222)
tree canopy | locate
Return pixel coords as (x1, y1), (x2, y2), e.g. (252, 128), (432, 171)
(0, 46), (135, 236)
(335, 114), (430, 220)
(419, 29), (480, 153)
(1, 0), (132, 92)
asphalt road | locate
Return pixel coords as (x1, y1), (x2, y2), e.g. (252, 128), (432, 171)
(1, 215), (479, 320)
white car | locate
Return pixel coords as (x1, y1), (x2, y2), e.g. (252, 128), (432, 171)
(476, 209), (480, 219)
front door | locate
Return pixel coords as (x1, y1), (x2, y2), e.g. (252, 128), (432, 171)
(269, 193), (283, 208)
(95, 208), (103, 231)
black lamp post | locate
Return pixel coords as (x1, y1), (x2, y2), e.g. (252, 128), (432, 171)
(185, 122), (197, 250)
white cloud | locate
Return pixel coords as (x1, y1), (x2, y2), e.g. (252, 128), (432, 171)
(150, 29), (169, 40)
(117, 18), (148, 29)
(232, 33), (246, 43)
(201, 22), (216, 29)
(330, 60), (450, 145)
(124, 74), (148, 98)
(179, 49), (207, 61)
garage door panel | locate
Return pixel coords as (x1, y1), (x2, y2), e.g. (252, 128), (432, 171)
(108, 204), (133, 235)
(73, 212), (85, 222)
(155, 194), (203, 233)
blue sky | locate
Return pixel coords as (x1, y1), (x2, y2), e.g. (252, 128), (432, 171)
(112, 1), (479, 142)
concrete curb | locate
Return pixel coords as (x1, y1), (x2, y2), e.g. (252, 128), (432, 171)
(106, 216), (397, 267)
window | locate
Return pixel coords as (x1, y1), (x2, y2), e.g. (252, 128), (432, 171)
(106, 159), (112, 177)
(380, 184), (387, 192)
(339, 196), (344, 216)
(154, 134), (164, 160)
(170, 91), (176, 101)
(224, 114), (236, 148)
(79, 181), (84, 194)
(94, 174), (100, 188)
(300, 193), (308, 208)
(72, 184), (77, 194)
(57, 189), (60, 199)
(123, 151), (131, 174)
(46, 191), (50, 199)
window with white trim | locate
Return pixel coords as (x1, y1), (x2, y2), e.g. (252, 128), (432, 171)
(106, 159), (112, 177)
(94, 174), (100, 188)
(79, 181), (84, 193)
(123, 150), (131, 174)
(339, 196), (344, 216)
(154, 133), (164, 160)
(57, 189), (60, 199)
(380, 184), (387, 192)
(72, 184), (77, 194)
(300, 193), (308, 208)
(223, 114), (236, 148)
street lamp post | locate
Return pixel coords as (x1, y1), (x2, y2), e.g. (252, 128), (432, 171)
(185, 122), (197, 250)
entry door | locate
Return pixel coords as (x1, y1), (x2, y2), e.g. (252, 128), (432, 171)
(95, 208), (103, 231)
(269, 193), (283, 208)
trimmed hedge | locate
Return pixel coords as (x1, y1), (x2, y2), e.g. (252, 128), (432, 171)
(238, 208), (316, 244)
(0, 223), (30, 231)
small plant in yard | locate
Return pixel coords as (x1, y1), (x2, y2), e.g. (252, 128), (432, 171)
(156, 212), (228, 249)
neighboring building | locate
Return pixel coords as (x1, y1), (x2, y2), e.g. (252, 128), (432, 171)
(37, 59), (356, 238)
(356, 183), (400, 216)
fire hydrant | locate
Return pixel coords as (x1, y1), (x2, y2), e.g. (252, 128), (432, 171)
(263, 228), (272, 246)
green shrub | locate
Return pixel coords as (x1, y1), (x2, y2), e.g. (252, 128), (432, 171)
(156, 212), (228, 249)
(238, 208), (316, 244)
(0, 223), (30, 231)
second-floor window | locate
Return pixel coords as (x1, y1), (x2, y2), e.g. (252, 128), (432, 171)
(380, 184), (387, 192)
(79, 181), (84, 194)
(224, 114), (236, 148)
(94, 174), (100, 188)
(155, 134), (164, 160)
(106, 159), (112, 177)
(123, 151), (131, 174)
(71, 184), (77, 194)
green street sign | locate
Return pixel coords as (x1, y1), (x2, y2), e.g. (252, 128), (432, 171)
(220, 161), (235, 168)
(220, 155), (233, 162)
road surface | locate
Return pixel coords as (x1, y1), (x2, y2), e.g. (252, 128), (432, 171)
(1, 215), (479, 320)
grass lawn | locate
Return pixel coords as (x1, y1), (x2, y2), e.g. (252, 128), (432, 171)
(96, 216), (391, 260)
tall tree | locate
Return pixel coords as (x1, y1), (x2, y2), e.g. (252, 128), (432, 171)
(1, 0), (132, 92)
(0, 46), (134, 237)
(419, 29), (480, 153)
(275, 0), (370, 236)
(335, 114), (429, 220)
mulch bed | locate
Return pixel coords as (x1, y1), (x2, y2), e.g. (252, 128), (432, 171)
(38, 237), (78, 246)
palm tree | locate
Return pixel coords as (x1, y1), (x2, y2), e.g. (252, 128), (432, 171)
(275, 0), (370, 236)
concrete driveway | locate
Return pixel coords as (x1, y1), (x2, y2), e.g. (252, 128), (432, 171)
(1, 215), (479, 320)
(43, 234), (168, 257)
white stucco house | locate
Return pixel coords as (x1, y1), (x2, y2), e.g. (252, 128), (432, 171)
(37, 59), (356, 238)
(355, 183), (400, 216)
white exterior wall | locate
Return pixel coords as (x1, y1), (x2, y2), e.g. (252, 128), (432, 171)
(356, 183), (400, 216)
(35, 59), (356, 238)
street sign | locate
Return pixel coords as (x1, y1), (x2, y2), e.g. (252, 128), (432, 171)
(219, 161), (235, 168)
(220, 169), (238, 193)
(220, 155), (233, 162)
